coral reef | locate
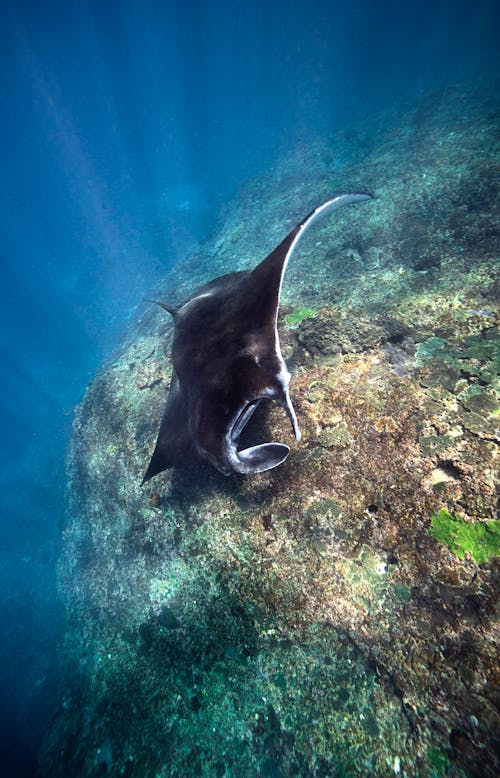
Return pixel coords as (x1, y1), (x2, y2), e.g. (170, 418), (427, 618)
(41, 79), (499, 777)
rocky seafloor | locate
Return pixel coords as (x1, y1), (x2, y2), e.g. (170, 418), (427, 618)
(42, 79), (499, 777)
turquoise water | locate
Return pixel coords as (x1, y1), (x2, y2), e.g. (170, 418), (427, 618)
(0, 2), (498, 775)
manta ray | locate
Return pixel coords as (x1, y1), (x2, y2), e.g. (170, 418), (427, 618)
(143, 192), (372, 482)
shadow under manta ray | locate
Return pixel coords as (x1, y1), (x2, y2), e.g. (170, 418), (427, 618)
(143, 192), (372, 482)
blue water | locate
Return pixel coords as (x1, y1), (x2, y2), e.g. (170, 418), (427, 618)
(0, 0), (498, 774)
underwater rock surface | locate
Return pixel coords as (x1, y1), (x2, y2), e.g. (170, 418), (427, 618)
(43, 79), (499, 777)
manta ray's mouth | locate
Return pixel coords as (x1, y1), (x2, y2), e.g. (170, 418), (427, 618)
(232, 395), (301, 445)
(226, 396), (301, 475)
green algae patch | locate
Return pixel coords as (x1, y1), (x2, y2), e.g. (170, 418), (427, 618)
(284, 307), (317, 328)
(429, 508), (500, 564)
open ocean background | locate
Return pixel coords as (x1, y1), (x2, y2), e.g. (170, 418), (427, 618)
(0, 1), (498, 775)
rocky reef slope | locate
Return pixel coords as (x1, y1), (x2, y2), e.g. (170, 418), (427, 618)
(42, 79), (499, 777)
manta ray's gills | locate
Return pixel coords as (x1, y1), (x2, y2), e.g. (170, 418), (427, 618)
(143, 192), (372, 482)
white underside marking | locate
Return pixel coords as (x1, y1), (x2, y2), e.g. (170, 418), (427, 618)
(179, 290), (215, 314)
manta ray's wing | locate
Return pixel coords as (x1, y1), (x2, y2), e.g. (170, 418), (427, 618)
(243, 193), (373, 328)
(141, 372), (192, 484)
